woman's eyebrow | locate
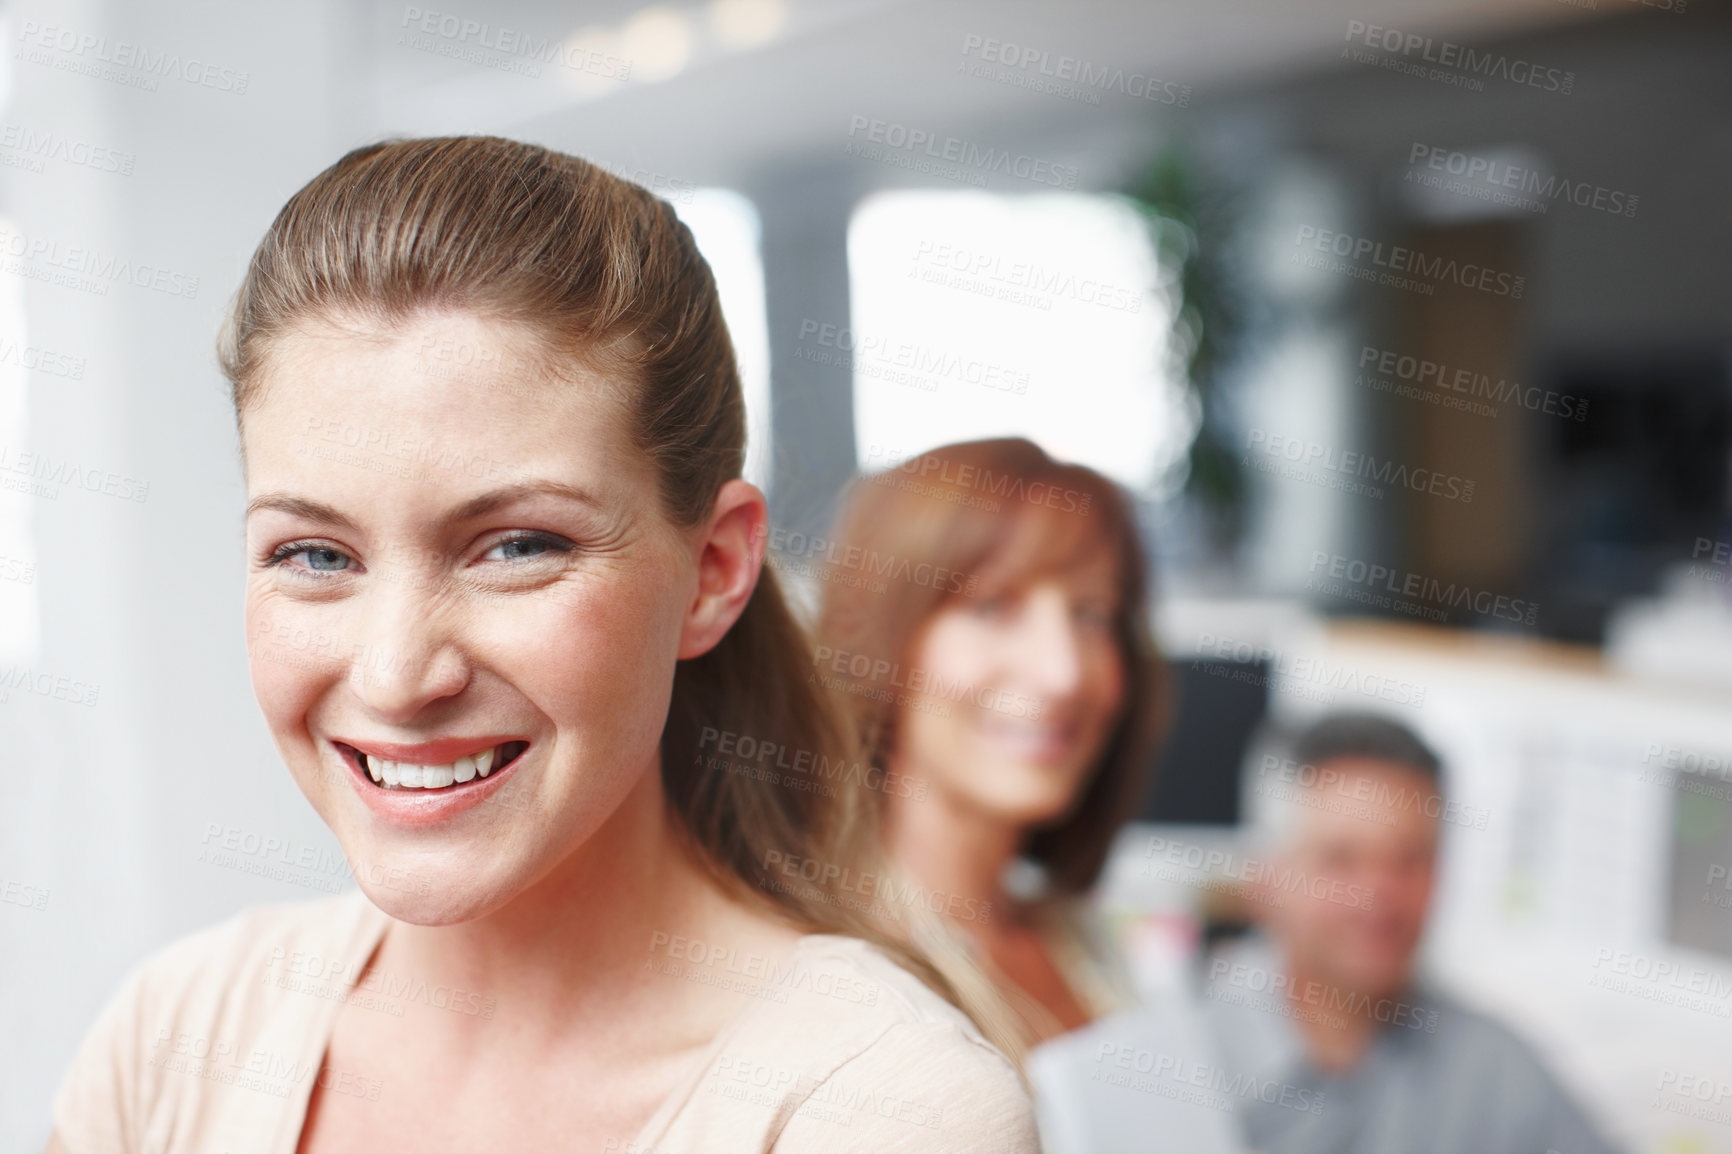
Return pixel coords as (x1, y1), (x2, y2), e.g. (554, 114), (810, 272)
(245, 493), (357, 530)
(244, 480), (602, 528)
(451, 480), (602, 520)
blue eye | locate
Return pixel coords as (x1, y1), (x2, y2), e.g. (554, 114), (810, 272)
(268, 543), (353, 572)
(483, 533), (572, 563)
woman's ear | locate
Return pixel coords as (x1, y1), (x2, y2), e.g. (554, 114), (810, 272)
(677, 478), (769, 660)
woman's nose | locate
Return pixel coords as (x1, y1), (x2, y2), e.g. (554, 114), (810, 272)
(1013, 589), (1086, 696)
(347, 580), (472, 723)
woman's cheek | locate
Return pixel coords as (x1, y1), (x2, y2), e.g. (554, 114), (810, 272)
(490, 577), (677, 747)
(916, 612), (996, 684)
(244, 590), (326, 729)
(1089, 639), (1129, 720)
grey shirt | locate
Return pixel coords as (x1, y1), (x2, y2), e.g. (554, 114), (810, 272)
(1200, 936), (1625, 1154)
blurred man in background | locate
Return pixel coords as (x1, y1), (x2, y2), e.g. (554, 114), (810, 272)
(1201, 712), (1624, 1154)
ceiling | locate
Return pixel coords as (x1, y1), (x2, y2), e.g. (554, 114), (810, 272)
(363, 0), (1612, 192)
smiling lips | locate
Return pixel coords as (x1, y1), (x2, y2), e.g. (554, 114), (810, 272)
(335, 739), (529, 792)
(978, 715), (1081, 763)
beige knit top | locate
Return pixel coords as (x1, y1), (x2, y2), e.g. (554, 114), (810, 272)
(47, 890), (1039, 1153)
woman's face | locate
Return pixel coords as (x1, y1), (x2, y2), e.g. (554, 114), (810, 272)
(241, 310), (732, 924)
(893, 536), (1128, 828)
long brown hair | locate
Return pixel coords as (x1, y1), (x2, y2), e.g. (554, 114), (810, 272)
(816, 438), (1170, 894)
(217, 136), (1020, 1059)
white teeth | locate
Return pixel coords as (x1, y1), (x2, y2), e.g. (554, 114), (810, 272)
(363, 744), (512, 790)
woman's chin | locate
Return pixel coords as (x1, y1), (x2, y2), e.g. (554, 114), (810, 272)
(346, 856), (522, 925)
(973, 784), (1082, 830)
(964, 763), (1094, 827)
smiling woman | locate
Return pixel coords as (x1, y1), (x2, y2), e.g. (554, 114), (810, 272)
(43, 136), (1036, 1154)
(816, 438), (1171, 1050)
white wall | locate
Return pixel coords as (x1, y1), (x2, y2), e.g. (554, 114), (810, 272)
(0, 1), (369, 1144)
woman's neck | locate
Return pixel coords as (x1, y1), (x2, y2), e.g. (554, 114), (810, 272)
(883, 777), (1023, 933)
(883, 767), (1099, 1043)
(377, 762), (798, 1055)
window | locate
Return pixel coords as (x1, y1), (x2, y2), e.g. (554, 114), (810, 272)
(673, 188), (772, 491)
(847, 189), (1188, 493)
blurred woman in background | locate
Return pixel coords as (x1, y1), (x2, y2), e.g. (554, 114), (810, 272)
(815, 438), (1169, 1046)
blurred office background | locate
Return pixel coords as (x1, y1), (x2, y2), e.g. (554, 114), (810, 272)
(2, 0), (1731, 1148)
